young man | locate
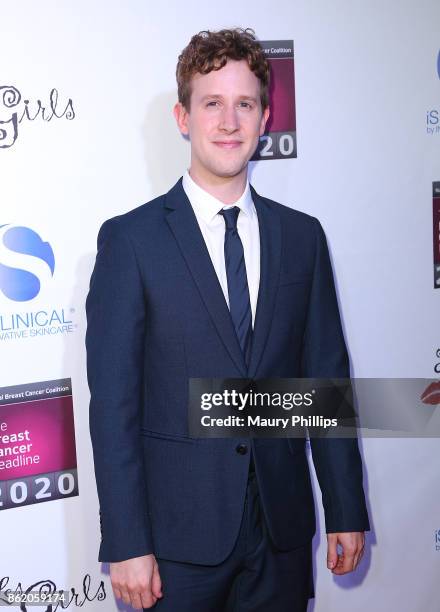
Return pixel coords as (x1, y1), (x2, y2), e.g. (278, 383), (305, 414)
(86, 28), (370, 611)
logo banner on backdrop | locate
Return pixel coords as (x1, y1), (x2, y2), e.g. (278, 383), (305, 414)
(0, 224), (77, 341)
(0, 224), (55, 302)
(425, 49), (440, 135)
(0, 86), (75, 149)
(433, 182), (440, 288)
(0, 574), (106, 610)
(435, 529), (440, 551)
(0, 379), (78, 510)
(252, 40), (297, 160)
(188, 378), (440, 438)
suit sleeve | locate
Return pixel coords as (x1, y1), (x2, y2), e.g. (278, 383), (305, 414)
(302, 219), (370, 533)
(86, 218), (154, 562)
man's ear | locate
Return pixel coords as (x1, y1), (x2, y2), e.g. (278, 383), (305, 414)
(173, 102), (190, 136)
(259, 105), (270, 136)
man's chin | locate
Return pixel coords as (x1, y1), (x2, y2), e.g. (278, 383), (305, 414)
(207, 163), (249, 180)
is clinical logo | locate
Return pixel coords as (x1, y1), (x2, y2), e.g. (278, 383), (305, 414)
(426, 51), (440, 135)
(0, 85), (75, 149)
(0, 225), (55, 301)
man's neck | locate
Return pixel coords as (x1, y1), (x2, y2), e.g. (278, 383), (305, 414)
(188, 167), (248, 205)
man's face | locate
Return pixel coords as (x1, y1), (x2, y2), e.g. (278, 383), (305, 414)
(174, 59), (270, 183)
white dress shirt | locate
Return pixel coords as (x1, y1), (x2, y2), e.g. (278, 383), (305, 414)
(182, 169), (260, 328)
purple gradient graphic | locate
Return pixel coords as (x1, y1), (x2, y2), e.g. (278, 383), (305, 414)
(266, 58), (296, 133)
(0, 396), (76, 480)
(434, 191), (440, 266)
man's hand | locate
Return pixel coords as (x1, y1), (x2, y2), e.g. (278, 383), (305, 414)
(110, 554), (163, 609)
(326, 532), (365, 575)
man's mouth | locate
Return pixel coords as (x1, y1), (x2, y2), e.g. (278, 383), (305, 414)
(213, 141), (242, 149)
(420, 381), (440, 405)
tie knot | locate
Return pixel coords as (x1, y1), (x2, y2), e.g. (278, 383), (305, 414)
(219, 206), (240, 230)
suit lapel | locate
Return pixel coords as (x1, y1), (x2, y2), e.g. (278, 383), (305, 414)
(247, 186), (282, 379)
(164, 178), (247, 376)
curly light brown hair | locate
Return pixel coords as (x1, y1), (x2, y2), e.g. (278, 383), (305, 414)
(176, 28), (270, 112)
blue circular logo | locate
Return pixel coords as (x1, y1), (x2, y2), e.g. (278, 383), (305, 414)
(0, 225), (55, 301)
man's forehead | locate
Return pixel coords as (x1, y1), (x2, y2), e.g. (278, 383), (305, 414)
(190, 61), (260, 95)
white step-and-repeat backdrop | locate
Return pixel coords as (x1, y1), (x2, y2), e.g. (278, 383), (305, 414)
(1, 1), (439, 610)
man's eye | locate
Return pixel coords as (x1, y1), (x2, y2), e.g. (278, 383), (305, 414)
(207, 101), (218, 107)
(239, 102), (252, 108)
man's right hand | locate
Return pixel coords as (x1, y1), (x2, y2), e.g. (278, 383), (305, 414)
(110, 554), (163, 609)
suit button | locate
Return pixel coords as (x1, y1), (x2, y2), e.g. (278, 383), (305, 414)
(236, 443), (248, 455)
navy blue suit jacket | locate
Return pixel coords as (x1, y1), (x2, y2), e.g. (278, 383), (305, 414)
(86, 177), (370, 564)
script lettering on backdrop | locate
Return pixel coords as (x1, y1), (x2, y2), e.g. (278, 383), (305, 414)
(0, 574), (105, 610)
(0, 86), (75, 149)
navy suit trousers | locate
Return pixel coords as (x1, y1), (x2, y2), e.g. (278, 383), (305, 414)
(149, 455), (314, 612)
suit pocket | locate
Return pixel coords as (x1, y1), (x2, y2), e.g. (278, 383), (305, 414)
(278, 273), (312, 287)
(140, 428), (196, 444)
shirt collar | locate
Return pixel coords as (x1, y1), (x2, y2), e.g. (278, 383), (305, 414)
(182, 169), (255, 224)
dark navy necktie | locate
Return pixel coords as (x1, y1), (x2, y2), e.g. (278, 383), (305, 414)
(219, 206), (253, 367)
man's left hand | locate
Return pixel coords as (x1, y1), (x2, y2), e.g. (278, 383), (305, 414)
(326, 531), (365, 574)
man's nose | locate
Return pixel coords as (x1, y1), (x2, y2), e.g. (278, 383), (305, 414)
(218, 105), (239, 131)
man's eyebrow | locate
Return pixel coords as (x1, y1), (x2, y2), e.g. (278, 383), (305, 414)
(238, 96), (258, 103)
(200, 94), (259, 102)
